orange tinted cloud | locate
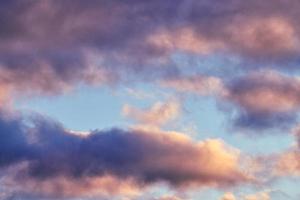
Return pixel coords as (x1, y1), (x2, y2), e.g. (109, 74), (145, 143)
(275, 150), (300, 177)
(122, 100), (181, 126)
(158, 195), (184, 200)
(243, 191), (270, 200)
(221, 192), (236, 200)
(0, 112), (253, 198)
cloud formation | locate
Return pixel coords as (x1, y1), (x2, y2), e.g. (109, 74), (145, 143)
(1, 0), (300, 102)
(1, 0), (300, 198)
(163, 71), (300, 130)
(225, 71), (300, 129)
(0, 111), (251, 198)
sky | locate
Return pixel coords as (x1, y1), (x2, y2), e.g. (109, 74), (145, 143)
(0, 0), (300, 199)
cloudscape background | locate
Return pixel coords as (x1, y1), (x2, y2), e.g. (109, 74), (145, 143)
(1, 0), (300, 199)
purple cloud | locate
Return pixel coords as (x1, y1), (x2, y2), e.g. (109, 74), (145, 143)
(0, 110), (251, 198)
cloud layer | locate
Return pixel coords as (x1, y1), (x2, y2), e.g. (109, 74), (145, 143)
(1, 0), (300, 199)
(2, 0), (300, 103)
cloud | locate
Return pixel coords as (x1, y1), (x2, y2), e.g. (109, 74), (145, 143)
(226, 16), (299, 59)
(243, 191), (270, 200)
(162, 71), (300, 130)
(0, 0), (177, 102)
(149, 15), (299, 61)
(122, 100), (180, 126)
(226, 71), (300, 129)
(274, 127), (300, 177)
(227, 71), (300, 114)
(158, 195), (184, 200)
(147, 27), (225, 55)
(1, 0), (300, 199)
(1, 0), (300, 102)
(0, 110), (252, 198)
(1, 172), (140, 199)
(220, 192), (236, 200)
(0, 50), (116, 105)
(275, 150), (300, 177)
(3, 175), (141, 199)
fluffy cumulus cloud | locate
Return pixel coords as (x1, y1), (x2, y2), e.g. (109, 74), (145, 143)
(0, 110), (251, 199)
